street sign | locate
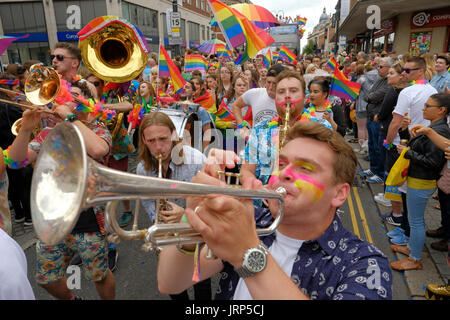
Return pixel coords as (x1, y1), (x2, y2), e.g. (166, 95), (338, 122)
(170, 12), (181, 38)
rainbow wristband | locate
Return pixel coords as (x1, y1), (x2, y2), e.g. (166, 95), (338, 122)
(236, 120), (249, 129)
(3, 146), (29, 169)
(383, 140), (393, 150)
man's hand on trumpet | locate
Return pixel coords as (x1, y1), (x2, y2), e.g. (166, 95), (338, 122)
(20, 107), (47, 132)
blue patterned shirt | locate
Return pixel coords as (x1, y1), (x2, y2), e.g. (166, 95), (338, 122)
(214, 208), (392, 300)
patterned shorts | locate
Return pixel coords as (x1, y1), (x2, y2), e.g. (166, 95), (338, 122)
(35, 232), (108, 284)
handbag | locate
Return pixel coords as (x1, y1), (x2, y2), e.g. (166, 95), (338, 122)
(437, 164), (450, 194)
(385, 148), (410, 187)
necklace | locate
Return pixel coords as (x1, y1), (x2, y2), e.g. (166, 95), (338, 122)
(307, 99), (332, 115)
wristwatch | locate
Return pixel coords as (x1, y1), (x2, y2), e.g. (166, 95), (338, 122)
(235, 242), (269, 278)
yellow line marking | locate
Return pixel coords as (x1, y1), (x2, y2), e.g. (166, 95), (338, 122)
(353, 187), (373, 244)
(346, 189), (360, 238)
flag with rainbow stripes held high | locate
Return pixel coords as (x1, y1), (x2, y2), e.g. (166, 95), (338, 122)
(279, 44), (296, 63)
(184, 54), (208, 73)
(330, 67), (361, 101)
(159, 45), (186, 93)
(326, 57), (339, 71)
(208, 0), (274, 64)
(262, 49), (271, 69)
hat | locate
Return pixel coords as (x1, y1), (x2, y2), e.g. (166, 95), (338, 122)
(267, 64), (285, 78)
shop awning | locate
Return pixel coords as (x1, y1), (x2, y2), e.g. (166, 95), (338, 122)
(337, 0), (446, 41)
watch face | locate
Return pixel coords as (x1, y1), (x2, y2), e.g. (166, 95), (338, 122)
(246, 250), (266, 272)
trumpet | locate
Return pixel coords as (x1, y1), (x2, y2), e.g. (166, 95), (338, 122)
(278, 99), (292, 152)
(31, 122), (286, 254)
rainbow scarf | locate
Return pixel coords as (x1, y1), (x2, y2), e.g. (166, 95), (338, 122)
(329, 67), (361, 101)
(194, 91), (217, 116)
(159, 45), (186, 93)
(279, 45), (296, 63)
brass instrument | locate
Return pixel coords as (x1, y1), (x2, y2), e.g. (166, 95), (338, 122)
(278, 99), (292, 151)
(0, 64), (60, 138)
(79, 16), (148, 140)
(30, 122), (286, 253)
(155, 154), (169, 224)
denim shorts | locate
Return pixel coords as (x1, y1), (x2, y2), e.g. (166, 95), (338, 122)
(35, 232), (108, 284)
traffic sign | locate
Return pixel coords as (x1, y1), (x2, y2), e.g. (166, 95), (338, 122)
(170, 12), (181, 37)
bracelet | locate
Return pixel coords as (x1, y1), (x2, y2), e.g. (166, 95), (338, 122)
(383, 139), (393, 150)
(236, 120), (249, 129)
(2, 146), (29, 169)
(176, 244), (196, 255)
(65, 113), (79, 122)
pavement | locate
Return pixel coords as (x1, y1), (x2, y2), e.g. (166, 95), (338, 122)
(8, 142), (450, 300)
(351, 137), (449, 299)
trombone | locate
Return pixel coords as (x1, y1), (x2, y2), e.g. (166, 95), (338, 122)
(31, 122), (286, 254)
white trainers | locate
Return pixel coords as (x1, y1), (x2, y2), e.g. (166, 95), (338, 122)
(374, 194), (392, 207)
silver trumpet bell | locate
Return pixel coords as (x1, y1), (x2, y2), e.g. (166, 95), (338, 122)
(31, 122), (286, 252)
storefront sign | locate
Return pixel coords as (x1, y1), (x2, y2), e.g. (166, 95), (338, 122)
(411, 8), (450, 29)
(57, 31), (79, 42)
(374, 18), (395, 38)
(4, 33), (48, 42)
(409, 31), (432, 55)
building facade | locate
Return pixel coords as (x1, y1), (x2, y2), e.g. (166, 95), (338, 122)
(336, 0), (449, 55)
(0, 0), (213, 66)
(307, 7), (336, 56)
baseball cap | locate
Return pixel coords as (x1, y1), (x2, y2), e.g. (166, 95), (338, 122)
(267, 64), (285, 78)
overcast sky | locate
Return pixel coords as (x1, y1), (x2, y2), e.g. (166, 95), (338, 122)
(250, 0), (339, 50)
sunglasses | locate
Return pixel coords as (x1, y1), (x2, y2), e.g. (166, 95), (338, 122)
(50, 54), (74, 62)
(401, 67), (420, 74)
(424, 103), (442, 109)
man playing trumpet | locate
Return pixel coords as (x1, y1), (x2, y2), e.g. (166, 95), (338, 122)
(157, 121), (392, 300)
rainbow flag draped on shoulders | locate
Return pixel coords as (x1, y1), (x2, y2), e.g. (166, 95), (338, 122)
(159, 45), (186, 93)
(208, 0), (274, 64)
(184, 54), (208, 73)
(279, 45), (296, 63)
(330, 68), (361, 101)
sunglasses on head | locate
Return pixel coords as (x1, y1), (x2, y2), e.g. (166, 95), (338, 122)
(50, 54), (74, 62)
(401, 67), (420, 74)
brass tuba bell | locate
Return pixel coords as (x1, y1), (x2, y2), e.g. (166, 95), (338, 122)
(78, 16), (149, 83)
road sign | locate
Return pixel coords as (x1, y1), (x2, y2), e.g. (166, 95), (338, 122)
(170, 12), (181, 37)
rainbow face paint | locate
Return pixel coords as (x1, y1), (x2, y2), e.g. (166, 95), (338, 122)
(293, 160), (317, 172)
(267, 165), (324, 202)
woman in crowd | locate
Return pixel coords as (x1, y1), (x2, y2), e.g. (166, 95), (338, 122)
(217, 64), (234, 105)
(243, 69), (259, 89)
(191, 76), (217, 120)
(306, 78), (346, 136)
(391, 93), (450, 271)
(205, 74), (219, 107)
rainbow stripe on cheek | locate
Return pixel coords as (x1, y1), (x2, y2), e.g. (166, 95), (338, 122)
(285, 167), (324, 202)
(268, 171), (280, 186)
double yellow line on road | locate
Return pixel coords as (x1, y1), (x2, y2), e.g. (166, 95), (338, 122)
(347, 187), (373, 244)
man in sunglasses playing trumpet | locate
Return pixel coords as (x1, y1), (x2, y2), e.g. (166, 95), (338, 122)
(157, 73), (392, 300)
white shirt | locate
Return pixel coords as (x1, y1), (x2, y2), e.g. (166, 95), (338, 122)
(233, 231), (304, 300)
(392, 83), (437, 145)
(0, 228), (35, 300)
(241, 88), (277, 126)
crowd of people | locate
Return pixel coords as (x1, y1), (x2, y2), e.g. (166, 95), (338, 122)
(0, 39), (449, 300)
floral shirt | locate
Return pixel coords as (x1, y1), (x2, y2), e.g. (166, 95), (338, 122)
(244, 113), (332, 184)
(215, 208), (393, 300)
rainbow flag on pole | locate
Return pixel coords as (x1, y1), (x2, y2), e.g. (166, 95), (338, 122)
(208, 0), (274, 64)
(159, 45), (186, 93)
(262, 49), (271, 68)
(184, 54), (208, 73)
(279, 45), (296, 63)
(329, 68), (361, 101)
(326, 57), (339, 71)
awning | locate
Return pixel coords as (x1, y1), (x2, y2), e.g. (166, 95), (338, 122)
(337, 0), (446, 41)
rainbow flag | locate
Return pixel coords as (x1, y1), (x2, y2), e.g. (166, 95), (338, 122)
(215, 99), (235, 121)
(330, 68), (361, 101)
(272, 51), (279, 62)
(298, 28), (306, 39)
(262, 49), (271, 68)
(184, 54), (207, 73)
(208, 0), (274, 64)
(159, 45), (186, 93)
(279, 45), (296, 63)
(216, 43), (231, 58)
(297, 17), (307, 27)
(326, 57), (338, 71)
